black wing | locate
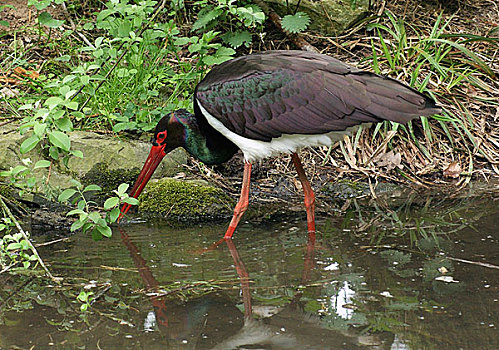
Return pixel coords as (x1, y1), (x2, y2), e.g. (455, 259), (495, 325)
(195, 50), (440, 142)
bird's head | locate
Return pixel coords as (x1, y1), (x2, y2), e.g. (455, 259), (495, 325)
(119, 110), (189, 220)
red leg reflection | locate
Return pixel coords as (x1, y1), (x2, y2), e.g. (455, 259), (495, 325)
(291, 153), (316, 233)
(301, 231), (316, 284)
(119, 227), (169, 327)
(225, 239), (252, 318)
(224, 162), (252, 239)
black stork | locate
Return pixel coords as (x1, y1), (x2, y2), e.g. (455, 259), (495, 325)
(120, 50), (440, 238)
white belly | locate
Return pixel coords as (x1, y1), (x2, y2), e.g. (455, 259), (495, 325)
(198, 102), (367, 162)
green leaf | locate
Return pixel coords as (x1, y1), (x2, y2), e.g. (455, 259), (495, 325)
(63, 75), (76, 84)
(11, 165), (28, 176)
(104, 197), (120, 210)
(29, 0), (51, 11)
(71, 219), (86, 232)
(55, 117), (73, 132)
(96, 224), (112, 238)
(38, 12), (64, 28)
(117, 183), (129, 194)
(58, 188), (77, 202)
(423, 38), (495, 77)
(192, 8), (223, 31)
(6, 242), (22, 250)
(67, 209), (86, 216)
(59, 85), (70, 97)
(88, 212), (101, 224)
(174, 37), (192, 46)
(65, 101), (79, 110)
(48, 131), (71, 151)
(33, 122), (47, 138)
(71, 149), (84, 158)
(83, 184), (102, 192)
(49, 145), (59, 160)
(20, 135), (40, 154)
(0, 20), (9, 27)
(109, 207), (120, 223)
(222, 30), (252, 48)
(113, 122), (137, 132)
(123, 197), (139, 205)
(90, 226), (102, 240)
(96, 9), (115, 22)
(118, 20), (132, 37)
(80, 76), (90, 85)
(34, 160), (51, 169)
(281, 12), (310, 34)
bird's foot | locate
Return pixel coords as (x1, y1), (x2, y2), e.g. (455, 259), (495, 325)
(191, 237), (227, 255)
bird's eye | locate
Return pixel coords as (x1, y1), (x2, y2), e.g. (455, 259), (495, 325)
(156, 131), (167, 143)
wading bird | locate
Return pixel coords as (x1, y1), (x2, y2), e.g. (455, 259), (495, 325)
(120, 50), (440, 238)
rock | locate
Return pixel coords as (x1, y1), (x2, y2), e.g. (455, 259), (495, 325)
(267, 0), (370, 35)
(0, 123), (188, 192)
(137, 178), (234, 220)
(321, 179), (370, 200)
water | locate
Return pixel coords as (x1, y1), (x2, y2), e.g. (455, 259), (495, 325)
(0, 188), (498, 349)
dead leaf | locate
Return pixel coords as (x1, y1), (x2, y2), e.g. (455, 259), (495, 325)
(443, 161), (461, 178)
(0, 87), (20, 98)
(13, 67), (40, 79)
(375, 150), (402, 171)
(292, 177), (302, 191)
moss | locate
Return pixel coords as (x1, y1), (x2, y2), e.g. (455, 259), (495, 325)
(0, 184), (29, 214)
(138, 178), (234, 220)
(321, 179), (370, 200)
(81, 162), (140, 197)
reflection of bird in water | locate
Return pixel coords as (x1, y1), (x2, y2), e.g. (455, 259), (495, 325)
(119, 227), (244, 346)
(120, 227), (371, 348)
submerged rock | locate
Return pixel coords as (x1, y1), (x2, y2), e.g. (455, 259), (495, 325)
(138, 178), (234, 220)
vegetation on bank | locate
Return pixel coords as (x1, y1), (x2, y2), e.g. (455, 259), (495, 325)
(0, 0), (498, 280)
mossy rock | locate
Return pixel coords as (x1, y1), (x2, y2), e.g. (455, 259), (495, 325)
(268, 0), (370, 35)
(82, 162), (140, 199)
(138, 178), (234, 221)
(0, 184), (29, 214)
(321, 179), (370, 200)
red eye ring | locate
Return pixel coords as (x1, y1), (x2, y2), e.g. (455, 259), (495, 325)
(156, 131), (167, 142)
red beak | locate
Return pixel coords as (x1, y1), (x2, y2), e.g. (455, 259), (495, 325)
(119, 144), (166, 221)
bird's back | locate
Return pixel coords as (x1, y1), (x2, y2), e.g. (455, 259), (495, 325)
(195, 50), (440, 143)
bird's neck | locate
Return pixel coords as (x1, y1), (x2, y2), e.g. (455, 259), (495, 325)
(170, 109), (238, 165)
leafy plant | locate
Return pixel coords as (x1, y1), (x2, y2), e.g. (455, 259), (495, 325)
(76, 290), (94, 312)
(58, 182), (138, 240)
(0, 5), (14, 27)
(192, 0), (265, 48)
(281, 11), (310, 34)
(0, 158), (51, 196)
(0, 229), (38, 270)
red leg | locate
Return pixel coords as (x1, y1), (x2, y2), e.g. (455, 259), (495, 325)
(291, 153), (316, 233)
(224, 162), (252, 239)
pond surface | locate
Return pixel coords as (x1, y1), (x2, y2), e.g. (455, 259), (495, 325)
(0, 187), (498, 349)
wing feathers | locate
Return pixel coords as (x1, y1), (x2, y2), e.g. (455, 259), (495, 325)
(195, 50), (440, 141)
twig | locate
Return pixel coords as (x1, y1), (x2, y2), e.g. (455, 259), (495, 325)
(34, 237), (70, 247)
(447, 256), (499, 270)
(0, 194), (59, 282)
(60, 2), (93, 47)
